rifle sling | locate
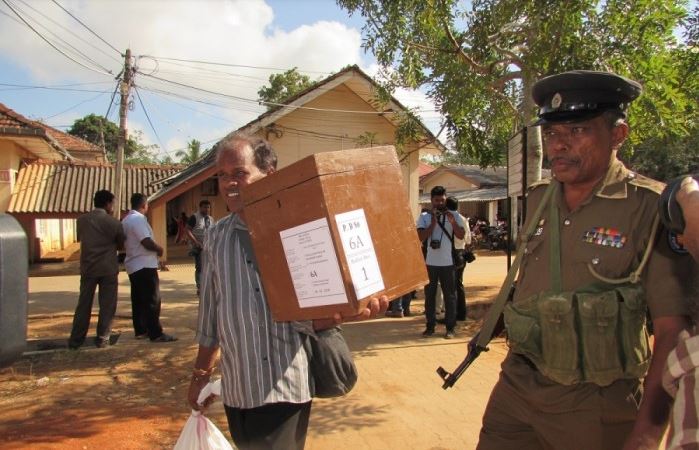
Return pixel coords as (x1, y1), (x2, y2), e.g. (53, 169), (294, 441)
(475, 182), (557, 349)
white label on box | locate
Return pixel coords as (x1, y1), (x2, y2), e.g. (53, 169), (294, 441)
(280, 217), (348, 308)
(334, 208), (385, 299)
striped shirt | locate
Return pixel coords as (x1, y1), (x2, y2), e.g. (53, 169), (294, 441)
(663, 330), (699, 449)
(197, 213), (312, 409)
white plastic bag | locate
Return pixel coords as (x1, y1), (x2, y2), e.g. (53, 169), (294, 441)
(173, 379), (234, 450)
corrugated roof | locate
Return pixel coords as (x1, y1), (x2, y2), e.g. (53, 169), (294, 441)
(8, 160), (183, 214)
(419, 187), (509, 204)
(422, 164), (508, 188)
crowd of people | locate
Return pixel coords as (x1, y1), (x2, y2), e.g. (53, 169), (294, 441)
(65, 69), (699, 450)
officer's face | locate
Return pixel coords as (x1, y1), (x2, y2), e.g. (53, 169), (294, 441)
(542, 116), (628, 188)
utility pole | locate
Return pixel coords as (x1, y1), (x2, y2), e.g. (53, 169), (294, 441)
(114, 48), (133, 219)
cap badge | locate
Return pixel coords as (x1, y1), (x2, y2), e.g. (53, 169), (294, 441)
(551, 93), (562, 109)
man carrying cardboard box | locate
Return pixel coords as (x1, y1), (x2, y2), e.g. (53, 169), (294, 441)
(186, 134), (388, 450)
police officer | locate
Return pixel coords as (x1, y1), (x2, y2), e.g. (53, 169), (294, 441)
(476, 71), (695, 450)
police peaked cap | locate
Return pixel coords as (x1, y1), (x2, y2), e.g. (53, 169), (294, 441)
(532, 70), (642, 125)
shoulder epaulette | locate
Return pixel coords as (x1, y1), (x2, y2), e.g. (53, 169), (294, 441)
(627, 172), (665, 195)
(527, 177), (552, 191)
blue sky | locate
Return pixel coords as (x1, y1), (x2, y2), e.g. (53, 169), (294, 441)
(0, 0), (440, 161)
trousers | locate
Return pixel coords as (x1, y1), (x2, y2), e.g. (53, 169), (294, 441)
(424, 265), (456, 330)
(69, 274), (118, 346)
(127, 267), (163, 339)
(224, 401), (312, 450)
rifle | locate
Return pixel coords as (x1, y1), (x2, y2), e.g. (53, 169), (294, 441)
(436, 313), (506, 390)
(436, 182), (557, 390)
(436, 339), (488, 389)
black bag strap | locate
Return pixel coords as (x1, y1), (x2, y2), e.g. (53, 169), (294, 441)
(436, 214), (455, 247)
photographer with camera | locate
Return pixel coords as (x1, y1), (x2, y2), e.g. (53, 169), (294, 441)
(417, 186), (466, 339)
(661, 175), (699, 449)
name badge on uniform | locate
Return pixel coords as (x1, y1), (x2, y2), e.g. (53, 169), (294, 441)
(582, 227), (627, 249)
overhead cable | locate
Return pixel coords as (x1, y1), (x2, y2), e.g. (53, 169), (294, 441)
(50, 0), (121, 55)
(1, 0), (112, 76)
(16, 0), (121, 64)
(134, 86), (167, 153)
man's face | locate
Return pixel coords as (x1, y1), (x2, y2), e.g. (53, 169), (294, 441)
(542, 115), (628, 188)
(199, 203), (211, 216)
(217, 144), (269, 214)
(431, 194), (447, 211)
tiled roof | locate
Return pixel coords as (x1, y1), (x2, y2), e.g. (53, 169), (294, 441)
(418, 162), (436, 178)
(0, 102), (103, 159)
(0, 103), (35, 129)
(8, 160), (183, 214)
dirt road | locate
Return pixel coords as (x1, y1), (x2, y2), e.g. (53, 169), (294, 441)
(0, 252), (509, 449)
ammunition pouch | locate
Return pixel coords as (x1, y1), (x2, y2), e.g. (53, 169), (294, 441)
(504, 283), (650, 386)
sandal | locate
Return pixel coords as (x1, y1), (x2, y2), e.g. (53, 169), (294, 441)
(150, 333), (178, 343)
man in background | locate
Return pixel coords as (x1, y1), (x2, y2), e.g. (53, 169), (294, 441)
(122, 193), (177, 343)
(68, 189), (125, 349)
(417, 185), (466, 339)
(186, 200), (214, 295)
(446, 196), (471, 321)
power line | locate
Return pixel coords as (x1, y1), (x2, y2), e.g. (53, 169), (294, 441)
(134, 86), (167, 153)
(15, 0), (121, 64)
(50, 0), (121, 55)
(43, 91), (107, 120)
(7, 0), (115, 74)
(1, 0), (113, 76)
(0, 82), (112, 93)
(141, 55), (335, 75)
(104, 79), (120, 122)
(139, 72), (410, 115)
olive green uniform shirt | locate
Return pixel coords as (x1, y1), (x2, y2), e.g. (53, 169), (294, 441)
(501, 158), (694, 411)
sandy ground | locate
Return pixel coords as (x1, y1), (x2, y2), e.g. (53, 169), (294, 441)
(0, 252), (509, 450)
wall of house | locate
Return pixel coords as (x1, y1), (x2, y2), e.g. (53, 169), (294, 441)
(0, 140), (30, 212)
(264, 83), (421, 217)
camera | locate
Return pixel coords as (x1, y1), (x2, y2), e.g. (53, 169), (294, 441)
(659, 174), (699, 234)
(430, 239), (441, 249)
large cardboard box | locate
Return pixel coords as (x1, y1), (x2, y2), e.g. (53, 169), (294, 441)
(241, 146), (428, 321)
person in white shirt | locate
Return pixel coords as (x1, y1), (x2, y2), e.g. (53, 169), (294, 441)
(416, 186), (466, 339)
(122, 193), (177, 342)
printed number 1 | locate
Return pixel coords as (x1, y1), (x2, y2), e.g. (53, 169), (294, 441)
(361, 267), (368, 281)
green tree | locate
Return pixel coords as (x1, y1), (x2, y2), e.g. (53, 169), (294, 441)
(620, 7), (699, 181)
(67, 114), (159, 163)
(175, 139), (203, 165)
(257, 68), (315, 110)
(338, 0), (691, 182)
(355, 131), (380, 147)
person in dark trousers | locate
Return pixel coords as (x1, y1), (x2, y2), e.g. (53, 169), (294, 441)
(417, 185), (466, 339)
(186, 134), (388, 450)
(446, 196), (471, 321)
(68, 189), (125, 349)
(122, 193), (177, 343)
(477, 71), (693, 450)
(186, 200), (214, 295)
